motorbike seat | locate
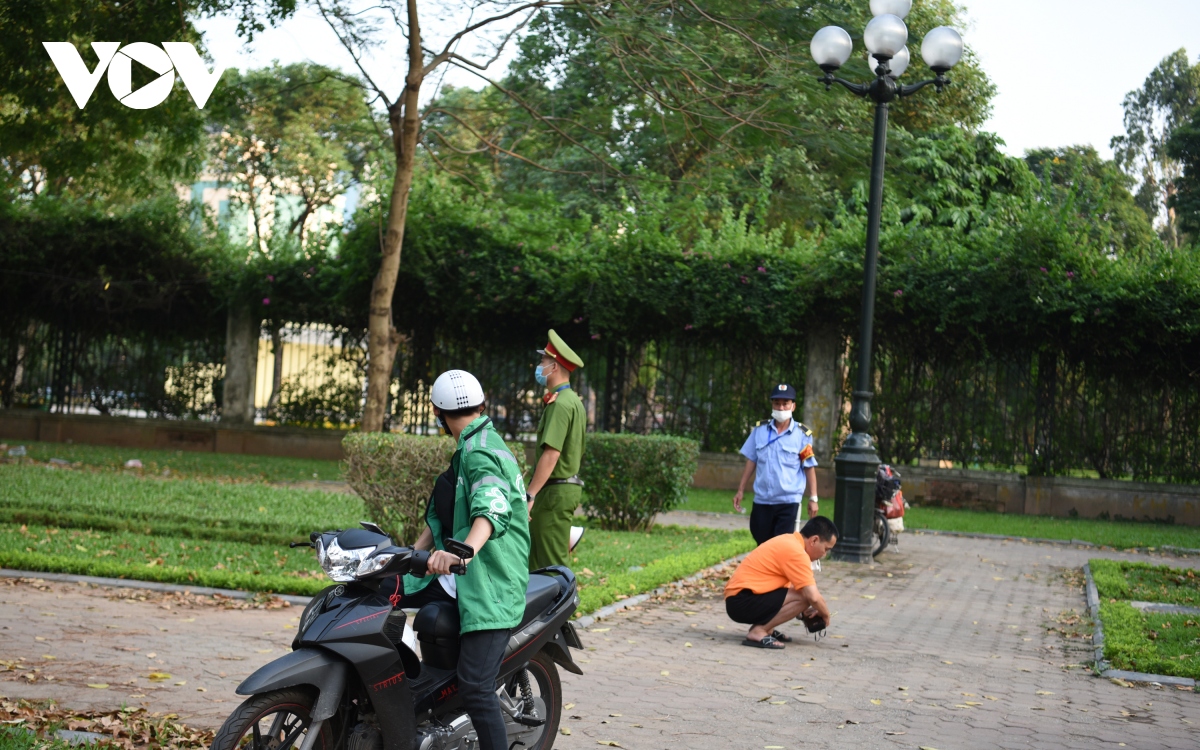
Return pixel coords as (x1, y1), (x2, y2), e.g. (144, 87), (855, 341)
(520, 575), (560, 629)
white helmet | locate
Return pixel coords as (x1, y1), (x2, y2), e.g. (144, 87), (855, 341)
(431, 370), (485, 411)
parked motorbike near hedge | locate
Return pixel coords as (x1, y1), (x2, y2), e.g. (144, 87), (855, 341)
(872, 464), (908, 557)
(211, 523), (584, 750)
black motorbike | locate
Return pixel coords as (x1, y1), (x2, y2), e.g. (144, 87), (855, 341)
(211, 523), (584, 750)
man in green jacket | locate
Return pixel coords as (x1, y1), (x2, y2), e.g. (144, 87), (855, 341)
(526, 329), (587, 571)
(404, 369), (530, 750)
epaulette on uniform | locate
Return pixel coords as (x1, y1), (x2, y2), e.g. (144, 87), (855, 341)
(798, 422), (813, 436)
(758, 418), (772, 427)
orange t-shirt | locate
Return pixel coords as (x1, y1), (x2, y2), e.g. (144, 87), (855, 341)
(724, 532), (815, 598)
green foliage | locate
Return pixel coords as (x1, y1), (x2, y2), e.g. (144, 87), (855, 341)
(434, 0), (994, 229)
(0, 464), (365, 538)
(905, 507), (1200, 550)
(205, 62), (379, 246)
(1110, 48), (1200, 246)
(0, 0), (208, 200)
(1090, 559), (1199, 607)
(341, 432), (456, 543)
(0, 522), (328, 595)
(579, 434), (699, 531)
(573, 527), (753, 614)
(1098, 599), (1200, 680)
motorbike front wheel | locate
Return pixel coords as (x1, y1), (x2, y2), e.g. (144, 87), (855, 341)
(211, 688), (333, 750)
(871, 509), (891, 558)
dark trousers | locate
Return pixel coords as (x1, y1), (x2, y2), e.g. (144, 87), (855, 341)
(749, 502), (799, 545)
(457, 628), (511, 750)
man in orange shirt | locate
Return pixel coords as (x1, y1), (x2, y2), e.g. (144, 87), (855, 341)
(724, 516), (838, 649)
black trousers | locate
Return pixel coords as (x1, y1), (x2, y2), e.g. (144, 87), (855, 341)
(457, 629), (511, 750)
(749, 502), (799, 545)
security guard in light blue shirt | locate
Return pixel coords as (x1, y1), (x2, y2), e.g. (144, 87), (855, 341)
(733, 383), (821, 545)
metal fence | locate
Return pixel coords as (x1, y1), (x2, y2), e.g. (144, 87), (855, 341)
(392, 337), (808, 451)
(4, 317), (1197, 481)
(872, 346), (1200, 483)
(0, 322), (225, 419)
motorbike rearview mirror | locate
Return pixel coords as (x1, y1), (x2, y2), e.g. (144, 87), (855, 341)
(443, 538), (475, 560)
(290, 540), (315, 549)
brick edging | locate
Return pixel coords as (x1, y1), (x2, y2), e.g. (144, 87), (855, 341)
(573, 553), (749, 629)
(1082, 561), (1197, 688)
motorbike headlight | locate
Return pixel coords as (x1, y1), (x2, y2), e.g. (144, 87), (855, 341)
(320, 538), (376, 582)
(355, 553), (395, 578)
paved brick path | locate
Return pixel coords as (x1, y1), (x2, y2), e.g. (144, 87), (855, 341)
(2, 534), (1197, 748)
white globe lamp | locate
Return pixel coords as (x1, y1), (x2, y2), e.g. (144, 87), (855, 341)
(863, 14), (907, 59)
(921, 26), (964, 73)
(869, 45), (909, 78)
(869, 0), (911, 18)
(810, 26), (854, 72)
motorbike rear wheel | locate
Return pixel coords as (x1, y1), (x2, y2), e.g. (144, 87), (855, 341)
(502, 650), (562, 750)
(211, 688), (332, 750)
(871, 509), (891, 558)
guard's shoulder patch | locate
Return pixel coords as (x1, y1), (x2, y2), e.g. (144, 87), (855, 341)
(758, 418), (772, 427)
(798, 422), (813, 436)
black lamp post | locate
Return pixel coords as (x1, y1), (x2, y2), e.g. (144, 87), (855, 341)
(809, 0), (964, 563)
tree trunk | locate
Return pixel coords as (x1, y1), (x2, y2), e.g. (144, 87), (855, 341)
(223, 304), (260, 425)
(361, 0), (424, 432)
(803, 326), (845, 466)
(267, 326), (284, 418)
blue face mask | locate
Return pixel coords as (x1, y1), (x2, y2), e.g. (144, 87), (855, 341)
(534, 365), (550, 387)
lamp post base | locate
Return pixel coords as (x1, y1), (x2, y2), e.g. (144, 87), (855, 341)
(831, 434), (880, 564)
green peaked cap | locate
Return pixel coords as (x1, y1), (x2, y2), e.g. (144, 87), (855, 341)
(540, 329), (584, 370)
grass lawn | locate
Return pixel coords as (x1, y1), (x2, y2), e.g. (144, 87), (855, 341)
(1090, 558), (1200, 680)
(0, 521), (328, 595)
(1090, 559), (1200, 607)
(2, 440), (343, 482)
(906, 506), (1200, 550)
(679, 488), (752, 514)
(0, 461), (751, 613)
(0, 463), (364, 542)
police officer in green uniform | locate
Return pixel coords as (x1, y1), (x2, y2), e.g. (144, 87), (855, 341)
(525, 330), (586, 571)
(402, 369), (530, 750)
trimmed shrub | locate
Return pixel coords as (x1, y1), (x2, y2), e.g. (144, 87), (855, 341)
(579, 434), (700, 531)
(343, 432), (455, 543)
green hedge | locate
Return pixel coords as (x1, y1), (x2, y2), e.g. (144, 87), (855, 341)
(579, 434), (699, 531)
(342, 432), (456, 543)
(0, 550), (327, 597)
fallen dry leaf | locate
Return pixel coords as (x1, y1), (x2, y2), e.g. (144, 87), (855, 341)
(870, 699), (881, 705)
(147, 672), (171, 681)
(769, 701), (787, 705)
(564, 703), (575, 710)
(597, 741), (621, 747)
(660, 671), (669, 676)
(885, 731), (906, 736)
(1036, 691), (1054, 695)
(560, 727), (571, 735)
(86, 684), (108, 689)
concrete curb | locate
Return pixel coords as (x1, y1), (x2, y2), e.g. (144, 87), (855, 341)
(911, 529), (1200, 558)
(1082, 561), (1196, 689)
(573, 553), (749, 630)
(0, 568), (313, 606)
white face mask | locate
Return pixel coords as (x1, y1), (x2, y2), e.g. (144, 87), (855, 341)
(772, 409), (793, 423)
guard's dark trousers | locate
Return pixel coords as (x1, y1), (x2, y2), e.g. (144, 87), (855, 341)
(749, 502), (799, 545)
